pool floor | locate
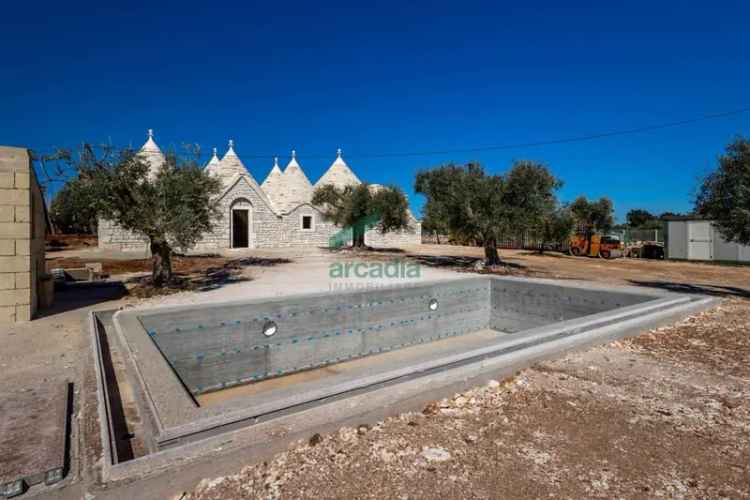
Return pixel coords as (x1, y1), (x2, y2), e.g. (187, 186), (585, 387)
(197, 328), (504, 406)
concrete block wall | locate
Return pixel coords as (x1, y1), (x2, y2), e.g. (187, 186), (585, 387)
(489, 279), (651, 333)
(139, 278), (490, 394)
(0, 146), (46, 323)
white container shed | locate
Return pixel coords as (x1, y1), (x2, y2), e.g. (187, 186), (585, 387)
(664, 216), (750, 262)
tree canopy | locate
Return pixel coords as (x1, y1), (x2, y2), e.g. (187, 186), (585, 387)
(49, 178), (99, 234)
(625, 209), (655, 228)
(311, 183), (410, 248)
(77, 145), (222, 286)
(570, 196), (614, 236)
(529, 206), (576, 254)
(696, 136), (750, 245)
(415, 160), (562, 265)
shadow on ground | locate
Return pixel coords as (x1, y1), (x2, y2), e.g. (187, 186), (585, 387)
(325, 247), (406, 254)
(628, 280), (750, 299)
(126, 257), (292, 297)
(407, 253), (530, 274)
(516, 250), (570, 259)
(37, 282), (128, 318)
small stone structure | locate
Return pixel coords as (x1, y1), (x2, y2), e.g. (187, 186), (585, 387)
(0, 147), (48, 323)
(98, 131), (422, 252)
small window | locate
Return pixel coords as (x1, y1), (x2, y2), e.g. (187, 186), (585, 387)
(301, 215), (313, 230)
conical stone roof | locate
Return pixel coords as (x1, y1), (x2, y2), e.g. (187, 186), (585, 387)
(216, 139), (256, 185)
(138, 129), (165, 180)
(314, 148), (361, 189)
(276, 150), (313, 212)
(261, 157), (284, 207)
(213, 140), (277, 212)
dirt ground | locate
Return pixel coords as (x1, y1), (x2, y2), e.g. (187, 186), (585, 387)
(176, 245), (750, 500)
(186, 298), (750, 500)
(3, 243), (750, 499)
(405, 244), (750, 298)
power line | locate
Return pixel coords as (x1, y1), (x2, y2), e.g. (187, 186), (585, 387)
(27, 106), (750, 160)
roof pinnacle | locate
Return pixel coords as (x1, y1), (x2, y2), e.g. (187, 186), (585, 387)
(148, 128), (154, 138)
(291, 149), (296, 159)
(228, 139), (234, 149)
(274, 156), (279, 167)
(337, 148), (342, 158)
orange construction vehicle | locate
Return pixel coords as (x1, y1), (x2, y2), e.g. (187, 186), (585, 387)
(569, 233), (624, 259)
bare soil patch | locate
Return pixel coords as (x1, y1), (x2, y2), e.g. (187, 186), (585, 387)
(186, 300), (750, 499)
(46, 255), (292, 297)
(402, 245), (750, 298)
(46, 234), (97, 252)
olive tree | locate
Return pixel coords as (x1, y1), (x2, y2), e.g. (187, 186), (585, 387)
(311, 183), (410, 248)
(415, 160), (562, 265)
(77, 145), (222, 286)
(529, 206), (576, 254)
(570, 196), (614, 238)
(49, 178), (99, 234)
(696, 136), (750, 245)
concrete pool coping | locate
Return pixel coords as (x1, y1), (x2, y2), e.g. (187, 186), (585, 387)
(91, 275), (718, 483)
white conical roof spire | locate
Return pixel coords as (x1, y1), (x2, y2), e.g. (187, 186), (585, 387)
(274, 149), (313, 212)
(138, 128), (165, 179)
(286, 149), (301, 169)
(261, 156), (285, 210)
(215, 138), (252, 183)
(315, 147), (361, 189)
(204, 146), (220, 176)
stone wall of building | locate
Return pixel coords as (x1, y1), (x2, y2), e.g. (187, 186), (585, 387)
(195, 176), (283, 251)
(98, 218), (149, 252)
(274, 203), (341, 248)
(0, 147), (47, 323)
(98, 174), (421, 253)
(365, 220), (423, 248)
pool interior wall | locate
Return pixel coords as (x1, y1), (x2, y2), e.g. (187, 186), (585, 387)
(139, 277), (652, 396)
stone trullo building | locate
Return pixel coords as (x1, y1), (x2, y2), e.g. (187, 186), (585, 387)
(98, 131), (421, 251)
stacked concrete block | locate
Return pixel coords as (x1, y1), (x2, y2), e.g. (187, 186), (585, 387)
(0, 147), (46, 323)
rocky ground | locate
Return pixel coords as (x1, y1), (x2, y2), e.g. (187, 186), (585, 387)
(185, 298), (750, 499)
(3, 242), (749, 498)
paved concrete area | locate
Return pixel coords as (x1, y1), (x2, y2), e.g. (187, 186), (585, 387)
(0, 383), (69, 494)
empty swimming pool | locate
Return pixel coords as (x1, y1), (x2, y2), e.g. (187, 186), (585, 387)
(90, 275), (716, 481)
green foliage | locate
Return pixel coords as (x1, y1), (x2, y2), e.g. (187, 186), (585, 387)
(530, 206), (576, 252)
(49, 178), (98, 234)
(415, 160), (562, 264)
(696, 136), (750, 245)
(626, 209), (655, 228)
(503, 160), (563, 236)
(570, 196), (614, 235)
(312, 183), (410, 247)
(420, 198), (450, 240)
(76, 145), (222, 285)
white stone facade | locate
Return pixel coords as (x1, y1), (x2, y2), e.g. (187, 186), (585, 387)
(98, 132), (421, 252)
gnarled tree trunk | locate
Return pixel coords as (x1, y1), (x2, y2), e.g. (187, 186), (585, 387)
(484, 237), (501, 266)
(150, 238), (173, 287)
(352, 223), (366, 249)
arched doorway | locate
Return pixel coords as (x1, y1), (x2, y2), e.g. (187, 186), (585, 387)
(230, 199), (253, 248)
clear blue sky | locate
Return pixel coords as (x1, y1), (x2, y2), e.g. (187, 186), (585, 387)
(2, 1), (749, 222)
